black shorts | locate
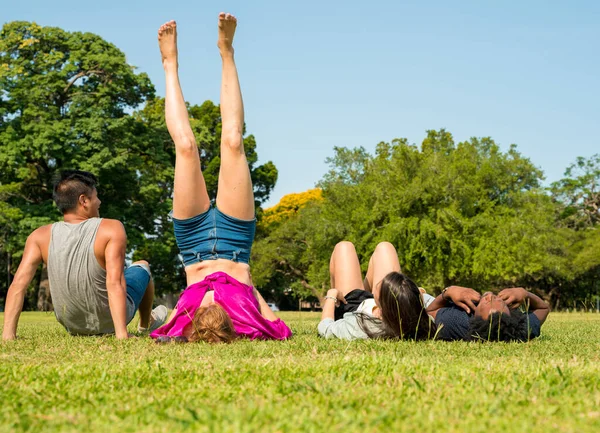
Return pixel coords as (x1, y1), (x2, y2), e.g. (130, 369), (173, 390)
(334, 289), (374, 321)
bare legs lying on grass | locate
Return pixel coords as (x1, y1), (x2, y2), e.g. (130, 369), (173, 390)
(320, 241), (435, 340)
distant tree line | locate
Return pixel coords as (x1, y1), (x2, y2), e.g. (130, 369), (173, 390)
(252, 133), (600, 310)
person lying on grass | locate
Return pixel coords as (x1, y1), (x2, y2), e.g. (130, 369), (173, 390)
(318, 241), (436, 340)
(425, 286), (550, 341)
(150, 14), (291, 344)
(2, 170), (167, 341)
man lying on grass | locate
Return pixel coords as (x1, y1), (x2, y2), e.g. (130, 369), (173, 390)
(2, 170), (167, 341)
(426, 286), (550, 341)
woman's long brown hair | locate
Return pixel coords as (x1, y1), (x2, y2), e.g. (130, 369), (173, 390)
(359, 272), (436, 340)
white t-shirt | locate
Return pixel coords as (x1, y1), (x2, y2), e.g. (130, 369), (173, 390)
(318, 294), (436, 340)
(318, 299), (382, 340)
(356, 298), (377, 315)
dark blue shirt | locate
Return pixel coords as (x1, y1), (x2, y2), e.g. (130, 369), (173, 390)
(435, 305), (541, 341)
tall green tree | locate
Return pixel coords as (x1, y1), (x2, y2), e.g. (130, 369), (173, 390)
(552, 154), (600, 229)
(253, 130), (572, 306)
(252, 194), (328, 303)
(550, 155), (600, 308)
(0, 21), (156, 307)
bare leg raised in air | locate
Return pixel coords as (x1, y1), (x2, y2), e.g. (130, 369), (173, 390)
(215, 12), (255, 220)
(158, 20), (210, 221)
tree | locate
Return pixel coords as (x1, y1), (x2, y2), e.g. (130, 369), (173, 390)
(0, 21), (279, 305)
(0, 21), (156, 307)
(254, 130), (572, 307)
(551, 154), (600, 307)
(552, 154), (600, 229)
(252, 204), (332, 305)
(259, 188), (322, 231)
(252, 190), (327, 302)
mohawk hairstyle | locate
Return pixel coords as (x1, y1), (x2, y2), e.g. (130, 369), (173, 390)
(52, 170), (98, 214)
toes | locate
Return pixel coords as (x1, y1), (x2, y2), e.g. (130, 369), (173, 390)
(219, 12), (236, 23)
(158, 21), (176, 37)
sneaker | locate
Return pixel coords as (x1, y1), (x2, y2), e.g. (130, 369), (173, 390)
(138, 305), (168, 332)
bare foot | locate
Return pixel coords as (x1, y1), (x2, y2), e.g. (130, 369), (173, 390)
(217, 12), (237, 54)
(158, 20), (178, 67)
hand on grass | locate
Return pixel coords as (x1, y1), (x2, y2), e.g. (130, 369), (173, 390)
(498, 288), (528, 309)
(445, 286), (480, 314)
(115, 332), (136, 340)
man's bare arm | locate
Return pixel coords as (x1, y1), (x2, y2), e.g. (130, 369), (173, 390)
(426, 286), (481, 319)
(2, 231), (44, 340)
(498, 288), (550, 324)
(103, 220), (129, 339)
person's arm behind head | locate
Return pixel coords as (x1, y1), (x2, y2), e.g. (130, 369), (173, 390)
(426, 286), (481, 319)
(499, 288), (550, 325)
(2, 230), (44, 340)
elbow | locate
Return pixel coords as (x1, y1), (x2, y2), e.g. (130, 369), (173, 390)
(105, 281), (125, 295)
(317, 320), (332, 338)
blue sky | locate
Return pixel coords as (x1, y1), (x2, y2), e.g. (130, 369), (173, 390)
(3, 0), (599, 206)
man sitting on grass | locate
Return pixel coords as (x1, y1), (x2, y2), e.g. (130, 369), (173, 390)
(2, 170), (167, 340)
(426, 286), (550, 341)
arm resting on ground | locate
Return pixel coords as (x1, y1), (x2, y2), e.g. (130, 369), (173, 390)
(2, 232), (43, 340)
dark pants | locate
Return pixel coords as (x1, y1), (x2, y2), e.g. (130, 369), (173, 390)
(334, 289), (374, 321)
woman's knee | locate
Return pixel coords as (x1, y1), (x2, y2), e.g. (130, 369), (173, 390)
(175, 137), (199, 158)
(333, 241), (356, 257)
(221, 130), (243, 153)
(374, 241), (396, 256)
(132, 260), (151, 276)
(330, 241), (356, 271)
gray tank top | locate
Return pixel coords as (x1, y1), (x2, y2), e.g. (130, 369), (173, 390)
(48, 218), (113, 335)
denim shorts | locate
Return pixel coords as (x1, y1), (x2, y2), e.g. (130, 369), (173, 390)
(172, 206), (256, 267)
(125, 263), (151, 322)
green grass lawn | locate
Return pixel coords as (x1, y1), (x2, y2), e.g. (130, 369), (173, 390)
(2, 312), (600, 433)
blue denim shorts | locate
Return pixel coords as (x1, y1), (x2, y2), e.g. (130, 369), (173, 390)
(172, 206), (256, 267)
(125, 264), (151, 322)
